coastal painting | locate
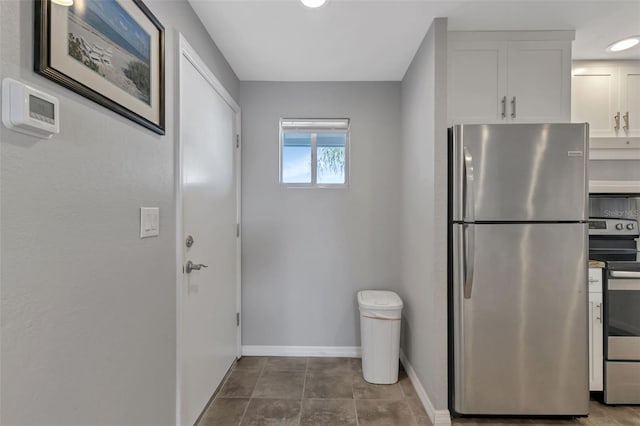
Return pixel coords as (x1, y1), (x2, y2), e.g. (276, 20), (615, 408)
(35, 0), (165, 134)
(68, 0), (151, 104)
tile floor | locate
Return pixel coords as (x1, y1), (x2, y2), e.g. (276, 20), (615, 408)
(198, 357), (640, 426)
(198, 356), (428, 426)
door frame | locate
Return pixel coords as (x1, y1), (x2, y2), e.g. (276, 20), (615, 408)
(175, 32), (242, 425)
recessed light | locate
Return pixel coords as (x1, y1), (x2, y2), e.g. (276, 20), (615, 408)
(606, 36), (640, 52)
(300, 0), (328, 8)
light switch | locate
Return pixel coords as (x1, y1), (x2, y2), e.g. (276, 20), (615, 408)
(140, 207), (160, 238)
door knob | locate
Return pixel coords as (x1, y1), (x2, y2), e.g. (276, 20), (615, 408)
(185, 260), (208, 274)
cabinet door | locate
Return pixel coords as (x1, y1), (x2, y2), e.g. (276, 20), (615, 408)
(572, 64), (620, 138)
(448, 41), (507, 125)
(589, 292), (604, 391)
(619, 65), (640, 137)
(507, 41), (572, 123)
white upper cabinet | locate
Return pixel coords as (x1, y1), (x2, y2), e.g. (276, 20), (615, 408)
(572, 61), (640, 158)
(448, 32), (574, 126)
(448, 41), (507, 124)
(507, 41), (571, 122)
(573, 61), (640, 138)
(572, 64), (619, 138)
(571, 61), (640, 138)
(619, 64), (640, 137)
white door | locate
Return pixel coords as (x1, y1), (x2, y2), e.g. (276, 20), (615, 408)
(619, 64), (640, 137)
(572, 64), (620, 137)
(448, 40), (508, 125)
(178, 39), (239, 426)
(507, 41), (571, 123)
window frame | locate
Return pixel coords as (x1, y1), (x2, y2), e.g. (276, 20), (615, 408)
(279, 118), (351, 188)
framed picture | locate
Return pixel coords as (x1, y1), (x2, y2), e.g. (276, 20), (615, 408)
(35, 0), (165, 135)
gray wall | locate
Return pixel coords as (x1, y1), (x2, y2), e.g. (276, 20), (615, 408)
(399, 18), (449, 411)
(240, 82), (402, 347)
(0, 1), (238, 424)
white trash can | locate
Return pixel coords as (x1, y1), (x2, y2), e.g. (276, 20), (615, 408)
(358, 290), (403, 384)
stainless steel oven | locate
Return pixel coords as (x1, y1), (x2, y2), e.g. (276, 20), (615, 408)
(589, 194), (640, 404)
(605, 263), (640, 404)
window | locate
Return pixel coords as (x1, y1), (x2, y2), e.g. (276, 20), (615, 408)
(280, 118), (350, 186)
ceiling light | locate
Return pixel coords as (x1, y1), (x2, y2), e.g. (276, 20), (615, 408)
(300, 0), (327, 8)
(606, 36), (640, 52)
(52, 0), (74, 5)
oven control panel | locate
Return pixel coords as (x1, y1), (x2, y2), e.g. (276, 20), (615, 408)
(588, 218), (639, 236)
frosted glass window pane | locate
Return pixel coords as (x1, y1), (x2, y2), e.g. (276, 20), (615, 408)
(317, 133), (346, 184)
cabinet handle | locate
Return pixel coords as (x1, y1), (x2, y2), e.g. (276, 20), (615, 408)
(623, 112), (629, 131)
(511, 96), (516, 119)
(501, 96), (506, 119)
(614, 112), (620, 130)
(597, 303), (603, 323)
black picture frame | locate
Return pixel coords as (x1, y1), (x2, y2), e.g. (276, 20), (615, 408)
(34, 0), (165, 135)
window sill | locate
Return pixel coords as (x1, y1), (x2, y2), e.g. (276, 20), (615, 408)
(281, 183), (349, 189)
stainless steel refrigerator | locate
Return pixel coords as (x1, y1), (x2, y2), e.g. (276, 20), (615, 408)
(450, 123), (589, 417)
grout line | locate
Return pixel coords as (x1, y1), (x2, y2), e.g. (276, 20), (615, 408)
(236, 358), (266, 425)
(399, 374), (409, 398)
(404, 398), (421, 426)
(252, 357), (267, 396)
(301, 357), (309, 400)
(237, 400), (250, 426)
(353, 358), (360, 426)
(296, 357), (309, 426)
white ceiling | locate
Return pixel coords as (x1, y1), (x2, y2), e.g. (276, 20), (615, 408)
(188, 0), (640, 81)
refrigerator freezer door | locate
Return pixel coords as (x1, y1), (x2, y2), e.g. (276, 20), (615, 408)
(452, 222), (589, 415)
(452, 123), (588, 222)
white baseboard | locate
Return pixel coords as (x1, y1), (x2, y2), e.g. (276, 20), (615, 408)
(400, 350), (452, 426)
(241, 345), (361, 358)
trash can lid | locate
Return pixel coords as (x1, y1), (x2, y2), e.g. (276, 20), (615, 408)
(357, 291), (403, 310)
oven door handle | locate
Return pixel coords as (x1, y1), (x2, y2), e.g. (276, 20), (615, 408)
(610, 271), (640, 279)
(609, 277), (640, 291)
(589, 248), (639, 253)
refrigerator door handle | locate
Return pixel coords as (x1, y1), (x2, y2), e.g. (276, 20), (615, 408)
(463, 146), (475, 222)
(457, 224), (466, 304)
(464, 224), (475, 299)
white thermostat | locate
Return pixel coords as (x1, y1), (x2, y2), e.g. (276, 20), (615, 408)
(2, 78), (59, 139)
